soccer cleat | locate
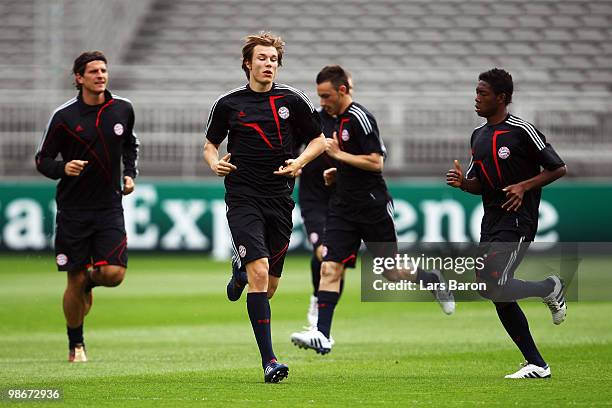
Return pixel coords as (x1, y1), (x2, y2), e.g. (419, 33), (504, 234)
(504, 361), (551, 379)
(542, 276), (567, 325)
(431, 269), (456, 315)
(306, 295), (318, 330)
(226, 260), (248, 302)
(68, 344), (87, 363)
(290, 329), (332, 355)
(264, 360), (289, 383)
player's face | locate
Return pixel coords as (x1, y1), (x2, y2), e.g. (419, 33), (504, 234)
(246, 45), (278, 86)
(475, 80), (503, 118)
(76, 60), (108, 95)
(317, 81), (345, 116)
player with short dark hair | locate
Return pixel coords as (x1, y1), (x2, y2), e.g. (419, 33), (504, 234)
(35, 51), (139, 362)
(291, 65), (454, 354)
(295, 72), (355, 331)
(446, 68), (567, 379)
(203, 32), (325, 383)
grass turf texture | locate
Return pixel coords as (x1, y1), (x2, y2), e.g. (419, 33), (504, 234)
(0, 253), (611, 407)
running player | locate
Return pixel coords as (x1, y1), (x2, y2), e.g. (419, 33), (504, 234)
(295, 73), (355, 330)
(35, 51), (139, 362)
(291, 65), (454, 354)
(203, 32), (325, 383)
(446, 68), (567, 379)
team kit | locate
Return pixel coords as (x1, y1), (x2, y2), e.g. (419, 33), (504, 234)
(35, 32), (568, 383)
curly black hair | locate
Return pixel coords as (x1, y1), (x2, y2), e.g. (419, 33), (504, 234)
(479, 68), (513, 105)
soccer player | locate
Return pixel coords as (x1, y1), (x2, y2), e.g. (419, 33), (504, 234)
(35, 51), (139, 362)
(203, 32), (325, 383)
(446, 68), (567, 379)
(291, 65), (454, 354)
(295, 73), (355, 330)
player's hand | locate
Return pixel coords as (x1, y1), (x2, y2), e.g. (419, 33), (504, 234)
(502, 183), (525, 212)
(325, 132), (341, 159)
(64, 160), (88, 176)
(122, 176), (135, 195)
(212, 153), (237, 177)
(323, 167), (337, 186)
(446, 159), (463, 188)
(274, 159), (302, 178)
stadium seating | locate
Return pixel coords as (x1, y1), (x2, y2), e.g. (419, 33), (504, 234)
(0, 0), (610, 177)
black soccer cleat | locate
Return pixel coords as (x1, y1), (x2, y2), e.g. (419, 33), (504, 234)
(264, 360), (289, 383)
(226, 261), (248, 302)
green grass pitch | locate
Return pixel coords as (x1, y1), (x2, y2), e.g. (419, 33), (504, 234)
(1, 253), (611, 407)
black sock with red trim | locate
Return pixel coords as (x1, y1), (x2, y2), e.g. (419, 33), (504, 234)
(495, 302), (547, 367)
(247, 292), (276, 368)
(310, 255), (321, 297)
(67, 324), (84, 349)
(317, 290), (339, 339)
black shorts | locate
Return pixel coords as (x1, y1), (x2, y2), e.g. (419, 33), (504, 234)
(55, 208), (127, 272)
(301, 203), (357, 268)
(323, 200), (397, 265)
(226, 194), (294, 278)
(300, 204), (327, 248)
(477, 229), (531, 287)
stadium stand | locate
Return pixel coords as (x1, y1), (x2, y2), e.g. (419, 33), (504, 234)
(0, 0), (611, 178)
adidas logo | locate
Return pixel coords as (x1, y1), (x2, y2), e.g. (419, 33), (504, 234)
(75, 124), (84, 132)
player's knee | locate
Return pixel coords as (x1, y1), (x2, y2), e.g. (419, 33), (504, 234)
(320, 262), (342, 283)
(67, 270), (87, 289)
(247, 258), (269, 288)
(97, 266), (126, 287)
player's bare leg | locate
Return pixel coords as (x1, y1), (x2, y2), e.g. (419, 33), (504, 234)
(267, 275), (280, 299)
(91, 265), (126, 287)
(64, 270), (88, 362)
(64, 270), (88, 329)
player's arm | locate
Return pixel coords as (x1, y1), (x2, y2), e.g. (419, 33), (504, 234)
(275, 134), (325, 178)
(275, 93), (326, 178)
(203, 141), (236, 177)
(446, 159), (482, 195)
(122, 106), (139, 195)
(502, 128), (567, 211)
(202, 96), (236, 177)
(326, 132), (383, 172)
(35, 113), (86, 179)
(501, 165), (566, 211)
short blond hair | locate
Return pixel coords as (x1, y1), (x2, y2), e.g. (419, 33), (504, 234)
(241, 32), (285, 79)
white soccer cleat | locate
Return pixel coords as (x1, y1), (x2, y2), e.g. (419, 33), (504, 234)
(431, 270), (455, 315)
(542, 275), (567, 325)
(69, 345), (88, 363)
(306, 295), (318, 330)
(290, 329), (332, 355)
(504, 361), (551, 378)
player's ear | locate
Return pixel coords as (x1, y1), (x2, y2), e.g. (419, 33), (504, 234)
(338, 84), (347, 95)
(75, 74), (84, 86)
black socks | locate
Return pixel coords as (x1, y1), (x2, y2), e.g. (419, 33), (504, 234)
(317, 291), (339, 339)
(495, 302), (547, 367)
(247, 292), (276, 367)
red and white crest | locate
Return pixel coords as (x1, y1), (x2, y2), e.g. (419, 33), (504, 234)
(498, 146), (510, 159)
(56, 253), (68, 266)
